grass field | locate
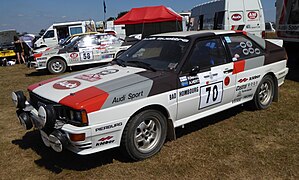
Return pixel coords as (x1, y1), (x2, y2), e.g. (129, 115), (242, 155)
(0, 55), (298, 179)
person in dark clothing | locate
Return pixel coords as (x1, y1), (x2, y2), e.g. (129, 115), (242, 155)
(14, 36), (26, 64)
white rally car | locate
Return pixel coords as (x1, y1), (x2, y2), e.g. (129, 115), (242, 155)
(12, 30), (288, 161)
(33, 33), (129, 74)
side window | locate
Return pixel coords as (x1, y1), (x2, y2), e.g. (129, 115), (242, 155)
(78, 36), (97, 47)
(43, 30), (54, 38)
(69, 27), (83, 35)
(183, 38), (227, 73)
(224, 35), (264, 61)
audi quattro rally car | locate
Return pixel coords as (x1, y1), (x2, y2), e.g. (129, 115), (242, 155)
(12, 30), (288, 161)
(33, 33), (129, 74)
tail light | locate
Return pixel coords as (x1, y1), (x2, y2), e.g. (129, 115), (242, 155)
(33, 53), (43, 59)
(262, 31), (266, 39)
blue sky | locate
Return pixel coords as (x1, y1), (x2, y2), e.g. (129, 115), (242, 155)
(0, 0), (276, 34)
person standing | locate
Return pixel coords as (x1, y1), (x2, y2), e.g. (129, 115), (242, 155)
(14, 36), (26, 64)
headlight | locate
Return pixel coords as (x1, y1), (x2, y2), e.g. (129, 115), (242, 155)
(49, 130), (68, 152)
(11, 91), (26, 109)
(70, 110), (88, 125)
(37, 105), (56, 131)
(69, 109), (88, 126)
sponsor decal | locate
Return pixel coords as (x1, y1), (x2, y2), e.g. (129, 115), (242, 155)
(75, 69), (119, 82)
(53, 80), (81, 90)
(179, 87), (199, 97)
(75, 74), (101, 82)
(70, 53), (79, 59)
(112, 91), (144, 104)
(98, 69), (119, 75)
(243, 94), (253, 99)
(238, 75), (260, 84)
(96, 136), (115, 146)
(95, 122), (123, 132)
(247, 11), (258, 20)
(249, 75), (260, 80)
(238, 78), (248, 83)
(231, 14), (242, 21)
(179, 76), (189, 87)
(236, 84), (247, 91)
(144, 37), (189, 42)
(187, 76), (200, 85)
(36, 57), (47, 61)
(247, 81), (259, 87)
(169, 93), (177, 101)
(128, 91), (144, 100)
(224, 76), (230, 86)
(232, 97), (242, 103)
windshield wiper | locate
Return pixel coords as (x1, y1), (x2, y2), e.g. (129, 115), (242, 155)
(112, 58), (126, 67)
(127, 60), (156, 72)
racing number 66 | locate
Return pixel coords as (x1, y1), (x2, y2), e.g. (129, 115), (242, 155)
(200, 81), (223, 109)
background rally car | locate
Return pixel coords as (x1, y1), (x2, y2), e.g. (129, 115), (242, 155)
(12, 30), (288, 161)
(33, 33), (129, 74)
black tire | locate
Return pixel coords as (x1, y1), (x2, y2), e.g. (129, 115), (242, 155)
(121, 110), (167, 161)
(47, 58), (66, 74)
(252, 75), (275, 110)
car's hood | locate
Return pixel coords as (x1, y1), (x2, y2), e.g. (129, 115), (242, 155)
(28, 65), (159, 110)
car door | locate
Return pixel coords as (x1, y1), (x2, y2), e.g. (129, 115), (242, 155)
(177, 37), (236, 120)
(43, 30), (57, 47)
(77, 35), (98, 63)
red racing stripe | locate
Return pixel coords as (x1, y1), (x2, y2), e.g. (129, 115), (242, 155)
(233, 60), (245, 74)
(27, 77), (60, 91)
(59, 87), (109, 113)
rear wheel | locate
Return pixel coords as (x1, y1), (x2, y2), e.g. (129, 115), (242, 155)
(252, 75), (275, 110)
(47, 58), (66, 74)
(121, 110), (167, 161)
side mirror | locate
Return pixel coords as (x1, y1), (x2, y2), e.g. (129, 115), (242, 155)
(190, 66), (200, 76)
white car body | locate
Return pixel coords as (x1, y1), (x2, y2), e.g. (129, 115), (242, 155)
(12, 30), (288, 160)
(33, 33), (130, 73)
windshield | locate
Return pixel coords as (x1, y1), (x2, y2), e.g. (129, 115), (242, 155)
(65, 36), (84, 48)
(117, 37), (190, 71)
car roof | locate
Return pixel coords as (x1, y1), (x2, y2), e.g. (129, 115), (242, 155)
(153, 30), (237, 39)
(71, 31), (99, 37)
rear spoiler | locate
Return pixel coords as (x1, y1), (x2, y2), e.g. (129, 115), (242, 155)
(265, 39), (284, 47)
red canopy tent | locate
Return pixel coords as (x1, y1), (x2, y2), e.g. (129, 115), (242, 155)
(114, 5), (182, 25)
(114, 5), (183, 37)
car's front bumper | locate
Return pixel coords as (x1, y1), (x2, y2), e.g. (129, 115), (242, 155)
(13, 91), (125, 155)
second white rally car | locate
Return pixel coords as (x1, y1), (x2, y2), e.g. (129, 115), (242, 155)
(33, 33), (129, 74)
(12, 30), (288, 161)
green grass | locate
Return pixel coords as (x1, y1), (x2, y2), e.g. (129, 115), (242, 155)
(0, 64), (298, 179)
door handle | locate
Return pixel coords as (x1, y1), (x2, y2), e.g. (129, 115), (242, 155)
(223, 69), (233, 74)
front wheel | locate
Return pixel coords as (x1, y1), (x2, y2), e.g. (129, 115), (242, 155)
(121, 110), (167, 161)
(252, 75), (275, 110)
(47, 58), (66, 74)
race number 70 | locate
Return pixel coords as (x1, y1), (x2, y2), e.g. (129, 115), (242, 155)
(199, 81), (223, 109)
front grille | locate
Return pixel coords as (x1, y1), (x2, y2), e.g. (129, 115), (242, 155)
(29, 91), (85, 127)
(29, 91), (56, 109)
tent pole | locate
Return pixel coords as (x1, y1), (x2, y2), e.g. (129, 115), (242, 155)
(142, 22), (144, 38)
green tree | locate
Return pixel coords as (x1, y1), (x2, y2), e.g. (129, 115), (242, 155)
(117, 11), (128, 19)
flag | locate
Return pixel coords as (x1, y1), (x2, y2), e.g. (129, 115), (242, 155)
(103, 0), (106, 13)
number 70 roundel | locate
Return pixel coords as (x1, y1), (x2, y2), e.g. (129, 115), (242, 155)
(199, 81), (223, 109)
